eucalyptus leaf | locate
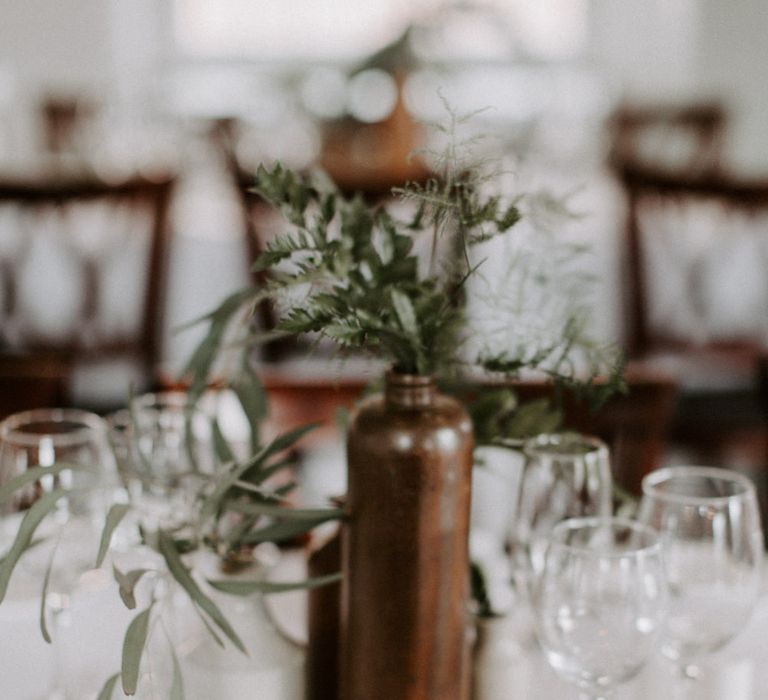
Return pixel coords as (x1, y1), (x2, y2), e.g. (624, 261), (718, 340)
(211, 417), (236, 464)
(121, 604), (153, 695)
(192, 604), (225, 648)
(39, 538), (59, 643)
(241, 455), (300, 488)
(0, 488), (66, 604)
(95, 503), (131, 568)
(113, 566), (151, 610)
(183, 409), (202, 475)
(230, 479), (281, 499)
(208, 572), (342, 596)
(233, 361), (268, 454)
(157, 530), (246, 654)
(0, 463), (79, 505)
(225, 501), (343, 521)
(169, 643), (185, 700)
(200, 423), (318, 523)
(96, 673), (120, 700)
(175, 287), (261, 334)
(240, 518), (329, 545)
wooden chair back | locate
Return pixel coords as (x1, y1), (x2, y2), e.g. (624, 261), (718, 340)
(0, 173), (175, 399)
(618, 163), (768, 360)
(608, 102), (725, 175)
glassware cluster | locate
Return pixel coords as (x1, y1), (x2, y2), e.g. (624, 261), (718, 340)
(513, 434), (764, 699)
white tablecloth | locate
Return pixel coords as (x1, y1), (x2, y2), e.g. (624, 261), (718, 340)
(1, 545), (766, 700)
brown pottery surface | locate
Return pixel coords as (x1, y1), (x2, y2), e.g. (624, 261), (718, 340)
(342, 373), (474, 700)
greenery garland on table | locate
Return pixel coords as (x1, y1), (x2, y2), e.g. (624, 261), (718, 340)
(0, 107), (624, 698)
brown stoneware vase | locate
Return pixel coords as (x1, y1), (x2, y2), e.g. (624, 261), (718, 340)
(341, 372), (474, 700)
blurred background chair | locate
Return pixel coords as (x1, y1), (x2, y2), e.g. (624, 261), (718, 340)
(616, 160), (768, 486)
(0, 352), (68, 420)
(39, 94), (97, 158)
(0, 172), (175, 413)
(608, 102), (726, 176)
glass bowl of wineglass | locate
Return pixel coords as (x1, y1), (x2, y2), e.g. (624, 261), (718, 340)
(637, 466), (763, 689)
(532, 517), (668, 700)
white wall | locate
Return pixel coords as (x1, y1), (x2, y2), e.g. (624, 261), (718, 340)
(588, 0), (768, 174)
(697, 0), (768, 174)
(589, 0), (701, 102)
(0, 0), (166, 158)
(0, 0), (114, 155)
(2, 0), (768, 171)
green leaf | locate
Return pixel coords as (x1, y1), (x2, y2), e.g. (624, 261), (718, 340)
(233, 362), (268, 454)
(183, 409), (203, 475)
(211, 417), (236, 464)
(199, 423), (319, 523)
(0, 488), (66, 604)
(0, 463), (79, 505)
(156, 530), (246, 654)
(208, 572), (342, 596)
(121, 604), (153, 696)
(169, 644), (185, 700)
(96, 673), (120, 700)
(39, 539), (58, 643)
(175, 287), (261, 334)
(225, 501), (343, 521)
(390, 288), (419, 339)
(96, 503), (131, 568)
(505, 398), (562, 440)
(113, 566), (151, 610)
(240, 518), (330, 545)
(192, 604), (225, 648)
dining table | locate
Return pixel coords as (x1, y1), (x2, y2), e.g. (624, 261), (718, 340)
(0, 534), (766, 700)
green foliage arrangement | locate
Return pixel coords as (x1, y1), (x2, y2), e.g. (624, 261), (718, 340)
(184, 108), (623, 442)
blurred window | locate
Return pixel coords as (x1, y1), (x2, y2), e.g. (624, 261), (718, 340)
(172, 0), (588, 63)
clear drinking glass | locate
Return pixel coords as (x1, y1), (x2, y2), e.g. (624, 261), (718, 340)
(510, 433), (613, 581)
(0, 408), (116, 519)
(532, 517), (668, 700)
(0, 408), (117, 699)
(107, 391), (214, 528)
(637, 466), (763, 691)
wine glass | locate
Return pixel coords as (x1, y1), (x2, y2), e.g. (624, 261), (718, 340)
(0, 407), (117, 519)
(107, 391), (214, 529)
(510, 433), (613, 582)
(532, 517), (668, 700)
(0, 408), (118, 699)
(637, 466), (763, 692)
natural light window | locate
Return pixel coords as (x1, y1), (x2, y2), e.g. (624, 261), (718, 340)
(173, 0), (588, 63)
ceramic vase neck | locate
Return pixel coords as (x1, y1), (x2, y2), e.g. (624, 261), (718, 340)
(385, 372), (436, 409)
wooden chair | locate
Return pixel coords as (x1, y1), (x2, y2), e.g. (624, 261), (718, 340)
(39, 95), (96, 156)
(0, 171), (175, 410)
(608, 102), (726, 175)
(0, 352), (69, 420)
(616, 161), (768, 469)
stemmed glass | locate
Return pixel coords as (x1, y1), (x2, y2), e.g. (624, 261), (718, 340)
(0, 408), (118, 699)
(510, 433), (613, 582)
(637, 466), (763, 694)
(531, 517), (668, 700)
(107, 391), (214, 529)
